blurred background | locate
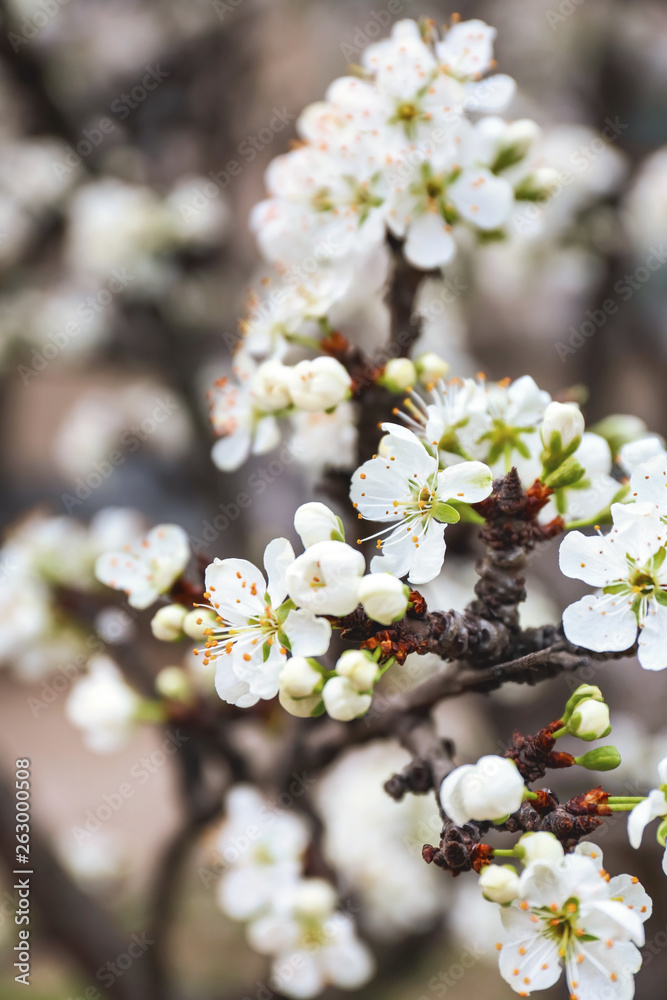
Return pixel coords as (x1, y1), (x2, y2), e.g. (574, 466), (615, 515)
(0, 0), (667, 997)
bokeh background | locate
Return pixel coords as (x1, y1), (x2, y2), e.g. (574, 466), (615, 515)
(1, 0), (667, 997)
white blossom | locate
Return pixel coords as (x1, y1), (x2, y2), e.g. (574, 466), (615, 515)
(541, 401), (584, 452)
(627, 756), (667, 875)
(497, 842), (651, 999)
(150, 603), (187, 642)
(65, 657), (141, 753)
(568, 699), (611, 740)
(95, 523), (190, 610)
(516, 832), (564, 866)
(559, 503), (667, 669)
(209, 352), (281, 472)
(247, 877), (375, 998)
(351, 423), (492, 584)
(215, 785), (309, 922)
(285, 540), (365, 617)
(335, 649), (378, 693)
(287, 357), (351, 412)
(201, 539), (331, 707)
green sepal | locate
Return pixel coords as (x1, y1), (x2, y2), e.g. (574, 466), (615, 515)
(276, 599), (297, 625)
(656, 818), (667, 848)
(432, 501), (460, 524)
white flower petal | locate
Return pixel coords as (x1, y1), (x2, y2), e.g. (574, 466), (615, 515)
(283, 608), (332, 656)
(562, 593), (637, 653)
(404, 213), (457, 270)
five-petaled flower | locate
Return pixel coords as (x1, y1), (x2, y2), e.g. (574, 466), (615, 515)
(496, 842), (651, 999)
(95, 522), (190, 610)
(350, 423), (493, 584)
(199, 539), (331, 707)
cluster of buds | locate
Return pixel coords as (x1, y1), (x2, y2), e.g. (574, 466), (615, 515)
(422, 685), (628, 880)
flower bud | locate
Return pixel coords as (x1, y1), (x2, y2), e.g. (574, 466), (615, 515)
(279, 657), (323, 699)
(182, 608), (218, 641)
(514, 167), (559, 201)
(516, 831), (564, 866)
(358, 573), (409, 625)
(336, 649), (378, 693)
(541, 401), (585, 453)
(502, 119), (540, 158)
(479, 864), (520, 904)
(322, 675), (372, 721)
(155, 666), (192, 702)
(278, 688), (322, 718)
(542, 455), (585, 489)
(150, 603), (187, 642)
(589, 414), (648, 456)
(574, 746), (622, 771)
(287, 357), (351, 411)
(415, 352), (450, 386)
(562, 684), (604, 723)
(251, 360), (292, 411)
(568, 699), (611, 741)
(294, 502), (345, 547)
(379, 358), (417, 393)
(439, 756), (525, 826)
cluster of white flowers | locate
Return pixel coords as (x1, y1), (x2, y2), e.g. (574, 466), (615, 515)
(560, 452), (667, 670)
(252, 18), (546, 285)
(214, 785), (374, 998)
(192, 502), (410, 719)
(0, 507), (145, 678)
(208, 353), (352, 472)
(95, 522), (191, 610)
(209, 16), (558, 474)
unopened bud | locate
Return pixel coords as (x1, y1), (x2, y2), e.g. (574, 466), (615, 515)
(379, 358), (417, 393)
(479, 864), (520, 904)
(183, 608), (218, 641)
(415, 352), (450, 385)
(279, 657), (323, 699)
(151, 604), (187, 642)
(516, 831), (564, 865)
(568, 699), (611, 741)
(155, 666), (192, 702)
(358, 573), (409, 625)
(574, 746), (621, 771)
